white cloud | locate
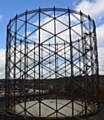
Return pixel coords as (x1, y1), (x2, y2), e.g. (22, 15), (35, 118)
(76, 0), (104, 19)
(75, 0), (104, 75)
(0, 49), (5, 78)
(0, 15), (3, 21)
(98, 47), (104, 75)
(96, 24), (104, 46)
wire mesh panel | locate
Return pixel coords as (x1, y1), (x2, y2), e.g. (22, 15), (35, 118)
(5, 8), (99, 119)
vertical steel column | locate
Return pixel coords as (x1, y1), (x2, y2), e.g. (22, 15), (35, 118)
(41, 44), (43, 95)
(38, 8), (41, 117)
(5, 20), (11, 112)
(80, 11), (85, 75)
(78, 39), (81, 75)
(24, 10), (27, 117)
(80, 11), (88, 119)
(93, 20), (99, 75)
(13, 15), (17, 113)
(6, 19), (11, 79)
(6, 19), (12, 112)
(93, 20), (100, 110)
(88, 16), (94, 75)
(9, 20), (12, 111)
(68, 10), (73, 77)
(88, 16), (96, 107)
(68, 9), (74, 117)
(53, 7), (58, 117)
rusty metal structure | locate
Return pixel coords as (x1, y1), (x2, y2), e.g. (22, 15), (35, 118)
(5, 8), (99, 120)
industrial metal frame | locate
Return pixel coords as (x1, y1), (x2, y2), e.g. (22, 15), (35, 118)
(5, 8), (99, 120)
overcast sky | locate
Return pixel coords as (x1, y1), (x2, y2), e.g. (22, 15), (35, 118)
(0, 0), (104, 78)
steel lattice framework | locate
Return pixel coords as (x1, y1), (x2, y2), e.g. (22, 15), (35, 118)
(5, 8), (99, 120)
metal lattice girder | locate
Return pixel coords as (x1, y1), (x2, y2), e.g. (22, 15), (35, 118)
(5, 8), (99, 120)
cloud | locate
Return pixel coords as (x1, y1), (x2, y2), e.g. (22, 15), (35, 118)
(0, 49), (5, 78)
(0, 15), (3, 21)
(96, 24), (104, 47)
(98, 47), (104, 75)
(76, 0), (104, 19)
(75, 0), (104, 75)
(75, 0), (104, 47)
